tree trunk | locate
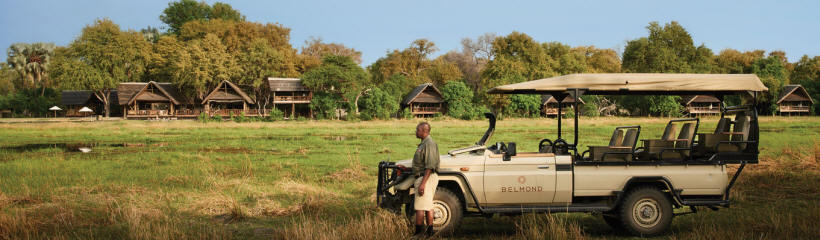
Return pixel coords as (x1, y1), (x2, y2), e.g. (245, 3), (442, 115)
(353, 88), (372, 115)
(95, 90), (111, 118)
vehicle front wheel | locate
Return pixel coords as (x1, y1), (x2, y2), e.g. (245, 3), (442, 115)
(405, 187), (464, 235)
(618, 187), (673, 237)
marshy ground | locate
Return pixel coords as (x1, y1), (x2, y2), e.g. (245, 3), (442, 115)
(0, 117), (818, 239)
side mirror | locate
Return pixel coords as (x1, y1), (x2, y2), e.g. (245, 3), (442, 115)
(503, 142), (516, 161)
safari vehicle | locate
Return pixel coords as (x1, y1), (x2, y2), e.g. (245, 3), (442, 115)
(376, 73), (767, 236)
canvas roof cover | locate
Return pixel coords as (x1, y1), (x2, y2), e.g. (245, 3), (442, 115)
(488, 73), (768, 95)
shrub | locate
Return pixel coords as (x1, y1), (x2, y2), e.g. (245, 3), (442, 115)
(506, 94), (541, 117)
(268, 107), (284, 121)
(359, 87), (398, 120)
(310, 93), (341, 120)
(197, 112), (210, 122)
(440, 81), (487, 120)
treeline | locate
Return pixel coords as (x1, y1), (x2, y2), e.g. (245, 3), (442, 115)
(1, 0), (818, 118)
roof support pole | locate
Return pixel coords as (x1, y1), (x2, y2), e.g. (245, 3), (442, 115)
(557, 101), (562, 140)
(573, 89), (580, 151)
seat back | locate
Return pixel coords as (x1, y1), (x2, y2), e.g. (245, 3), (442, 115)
(714, 118), (731, 134)
(661, 123), (677, 141)
(677, 123), (696, 148)
(733, 115), (751, 150)
(608, 129), (624, 147)
(621, 129), (639, 149)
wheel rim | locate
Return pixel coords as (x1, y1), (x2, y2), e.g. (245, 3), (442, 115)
(632, 198), (661, 228)
(431, 199), (451, 227)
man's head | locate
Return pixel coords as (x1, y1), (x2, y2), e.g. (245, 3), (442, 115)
(416, 122), (431, 139)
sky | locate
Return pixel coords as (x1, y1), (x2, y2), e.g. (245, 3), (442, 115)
(2, 0), (819, 66)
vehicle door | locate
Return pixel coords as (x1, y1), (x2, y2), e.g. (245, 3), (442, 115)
(483, 152), (557, 205)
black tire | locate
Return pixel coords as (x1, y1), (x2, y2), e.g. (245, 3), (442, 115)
(618, 187), (674, 237)
(405, 187), (464, 235)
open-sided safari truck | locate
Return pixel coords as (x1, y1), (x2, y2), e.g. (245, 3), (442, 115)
(376, 73), (767, 236)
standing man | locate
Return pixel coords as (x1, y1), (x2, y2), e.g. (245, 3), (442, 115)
(412, 122), (440, 237)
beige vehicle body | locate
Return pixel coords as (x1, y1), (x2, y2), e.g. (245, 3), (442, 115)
(376, 74), (765, 236)
(392, 150), (727, 208)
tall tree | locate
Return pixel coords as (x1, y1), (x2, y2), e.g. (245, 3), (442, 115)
(6, 42), (56, 95)
(622, 21), (712, 74)
(482, 31), (555, 112)
(172, 33), (239, 100)
(53, 19), (151, 117)
(302, 55), (370, 114)
(443, 33), (495, 93)
(620, 21), (716, 116)
(791, 55), (820, 113)
(178, 19), (299, 76)
(300, 37), (363, 68)
(238, 38), (286, 112)
(160, 0), (244, 34)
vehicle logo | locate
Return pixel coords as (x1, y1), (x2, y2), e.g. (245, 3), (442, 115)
(517, 176), (526, 184)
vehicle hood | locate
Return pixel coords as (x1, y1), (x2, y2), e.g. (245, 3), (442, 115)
(394, 153), (483, 171)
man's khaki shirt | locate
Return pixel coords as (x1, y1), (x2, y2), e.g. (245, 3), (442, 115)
(412, 136), (440, 176)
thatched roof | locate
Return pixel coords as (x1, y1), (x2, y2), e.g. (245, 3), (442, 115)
(201, 80), (255, 104)
(777, 84), (814, 104)
(61, 90), (118, 105)
(488, 73), (768, 95)
(682, 95), (720, 105)
(402, 83), (443, 106)
(62, 90), (96, 105)
(268, 78), (310, 92)
(541, 94), (585, 105)
(117, 81), (184, 105)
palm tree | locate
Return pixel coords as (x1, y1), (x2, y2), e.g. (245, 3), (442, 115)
(6, 42), (56, 96)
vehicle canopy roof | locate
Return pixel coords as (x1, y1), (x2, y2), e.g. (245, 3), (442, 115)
(487, 73), (768, 96)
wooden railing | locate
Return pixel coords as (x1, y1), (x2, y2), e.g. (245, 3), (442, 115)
(274, 95), (311, 102)
(686, 106), (720, 113)
(175, 109), (201, 116)
(128, 109), (170, 116)
(779, 105), (810, 112)
(412, 107), (442, 113)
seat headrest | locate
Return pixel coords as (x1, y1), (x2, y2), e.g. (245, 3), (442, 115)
(621, 129), (639, 148)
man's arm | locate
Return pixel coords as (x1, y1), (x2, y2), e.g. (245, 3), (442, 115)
(419, 168), (432, 196)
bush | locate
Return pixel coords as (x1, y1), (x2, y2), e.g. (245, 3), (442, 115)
(268, 107), (284, 121)
(359, 87), (398, 120)
(506, 94), (541, 117)
(197, 112), (210, 122)
(401, 108), (413, 119)
(310, 92), (341, 120)
(232, 113), (248, 123)
(440, 81), (487, 120)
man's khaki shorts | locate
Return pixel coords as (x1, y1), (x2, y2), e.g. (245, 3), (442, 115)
(413, 173), (439, 211)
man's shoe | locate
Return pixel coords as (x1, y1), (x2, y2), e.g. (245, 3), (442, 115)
(413, 225), (425, 238)
(425, 225), (434, 237)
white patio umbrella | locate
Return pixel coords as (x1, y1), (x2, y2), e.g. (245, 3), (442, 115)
(49, 106), (62, 118)
(79, 106), (94, 118)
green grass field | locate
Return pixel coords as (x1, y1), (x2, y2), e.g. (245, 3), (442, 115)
(0, 117), (818, 239)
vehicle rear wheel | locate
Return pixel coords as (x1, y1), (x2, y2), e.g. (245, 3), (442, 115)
(618, 187), (673, 237)
(405, 187), (463, 235)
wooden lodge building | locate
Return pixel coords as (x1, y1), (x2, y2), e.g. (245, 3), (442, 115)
(201, 80), (260, 117)
(402, 83), (445, 118)
(777, 84), (814, 116)
(269, 77), (313, 118)
(113, 79), (314, 119)
(682, 95), (721, 116)
(118, 81), (189, 119)
(541, 94), (584, 117)
(61, 90), (120, 117)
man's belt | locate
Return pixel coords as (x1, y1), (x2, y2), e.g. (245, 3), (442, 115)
(414, 170), (438, 178)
